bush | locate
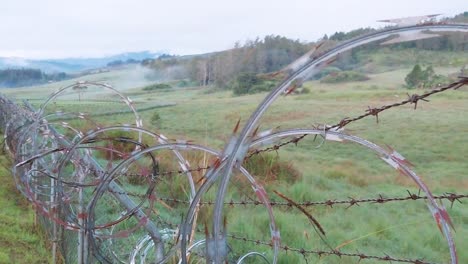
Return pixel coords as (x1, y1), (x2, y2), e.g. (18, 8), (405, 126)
(243, 153), (301, 184)
(405, 64), (450, 89)
(94, 130), (138, 161)
(426, 74), (450, 88)
(231, 72), (278, 95)
(248, 81), (276, 94)
(320, 70), (370, 83)
(312, 66), (342, 80)
(150, 112), (162, 127)
(142, 83), (172, 91)
(175, 80), (194, 87)
(232, 72), (259, 95)
(405, 64), (425, 88)
(300, 87), (310, 94)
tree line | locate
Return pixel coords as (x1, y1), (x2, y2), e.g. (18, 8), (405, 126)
(144, 35), (312, 88)
(142, 12), (467, 93)
(0, 68), (67, 88)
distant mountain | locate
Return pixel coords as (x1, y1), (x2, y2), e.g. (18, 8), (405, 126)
(0, 51), (163, 73)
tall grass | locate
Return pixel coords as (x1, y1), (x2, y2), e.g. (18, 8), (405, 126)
(0, 154), (51, 263)
(1, 63), (467, 263)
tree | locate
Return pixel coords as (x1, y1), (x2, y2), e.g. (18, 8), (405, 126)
(0, 68), (46, 88)
(405, 64), (424, 88)
(144, 35), (311, 89)
(405, 65), (449, 89)
(232, 72), (259, 95)
(72, 84), (88, 101)
(422, 65), (435, 81)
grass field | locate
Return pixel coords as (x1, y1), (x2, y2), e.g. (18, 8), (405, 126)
(0, 154), (51, 263)
(0, 60), (467, 263)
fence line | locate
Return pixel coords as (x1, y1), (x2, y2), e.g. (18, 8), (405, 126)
(0, 22), (467, 264)
(128, 192), (467, 209)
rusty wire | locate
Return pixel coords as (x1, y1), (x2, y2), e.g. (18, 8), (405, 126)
(111, 191), (467, 209)
(227, 234), (436, 264)
(247, 77), (468, 158)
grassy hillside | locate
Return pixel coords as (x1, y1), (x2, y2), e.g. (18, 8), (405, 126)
(0, 65), (156, 100)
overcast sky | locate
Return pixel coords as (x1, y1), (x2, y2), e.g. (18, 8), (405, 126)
(0, 0), (466, 59)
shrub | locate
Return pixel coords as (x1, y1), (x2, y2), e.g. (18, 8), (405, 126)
(426, 74), (450, 88)
(405, 64), (424, 88)
(320, 70), (370, 83)
(232, 72), (278, 95)
(175, 80), (190, 87)
(248, 81), (276, 94)
(232, 72), (259, 95)
(243, 153), (301, 184)
(95, 130), (138, 161)
(142, 83), (172, 91)
(312, 66), (342, 80)
(405, 64), (450, 89)
(150, 112), (162, 128)
(300, 87), (310, 94)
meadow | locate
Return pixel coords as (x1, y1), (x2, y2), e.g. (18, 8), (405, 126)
(0, 154), (51, 263)
(0, 60), (467, 263)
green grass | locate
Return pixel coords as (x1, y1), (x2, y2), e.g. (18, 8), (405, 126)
(0, 65), (155, 99)
(359, 48), (468, 73)
(0, 154), (51, 264)
(107, 70), (468, 263)
(0, 63), (467, 263)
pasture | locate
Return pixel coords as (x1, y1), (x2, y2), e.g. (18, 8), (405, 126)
(1, 62), (467, 263)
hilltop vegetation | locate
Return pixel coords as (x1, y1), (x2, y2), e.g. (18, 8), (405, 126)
(141, 12), (467, 95)
(0, 68), (67, 88)
(143, 35), (312, 88)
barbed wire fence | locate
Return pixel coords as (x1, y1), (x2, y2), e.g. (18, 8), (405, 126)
(0, 22), (467, 264)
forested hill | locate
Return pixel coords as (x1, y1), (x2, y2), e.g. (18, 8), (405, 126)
(143, 35), (313, 88)
(143, 12), (467, 88)
(0, 68), (67, 88)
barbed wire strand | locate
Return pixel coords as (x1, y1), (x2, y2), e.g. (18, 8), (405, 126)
(247, 77), (468, 158)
